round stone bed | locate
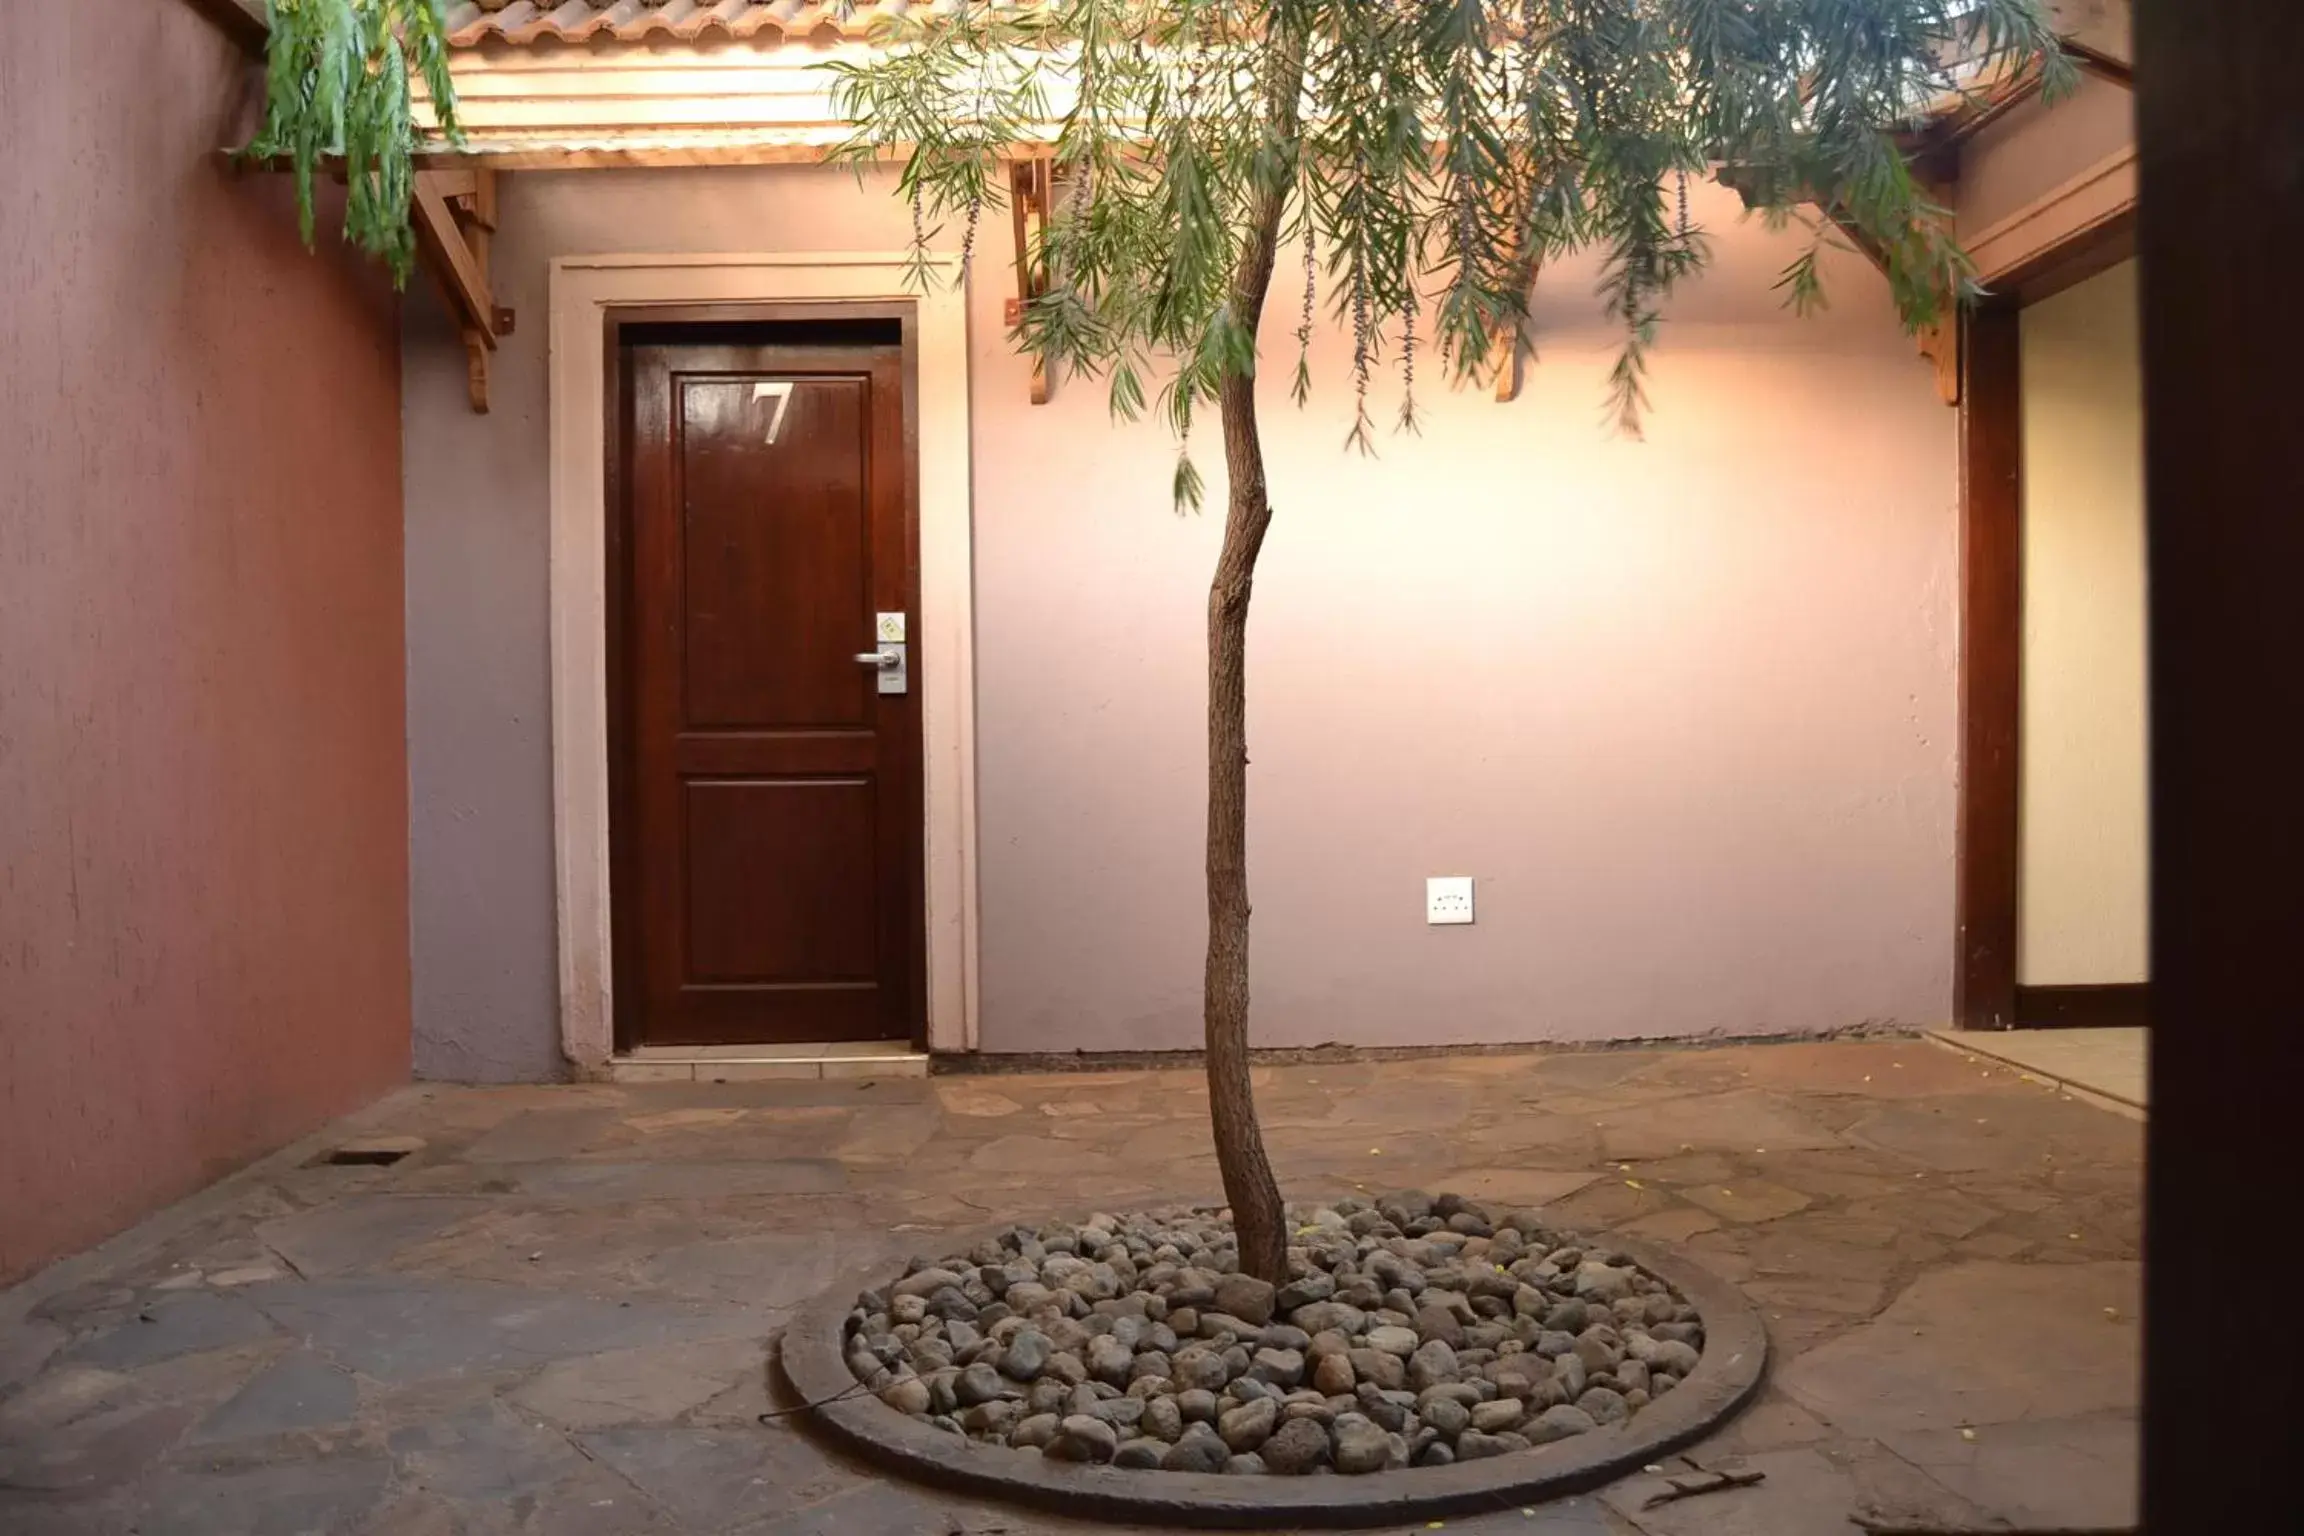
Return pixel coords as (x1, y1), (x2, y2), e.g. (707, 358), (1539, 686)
(780, 1194), (1766, 1527)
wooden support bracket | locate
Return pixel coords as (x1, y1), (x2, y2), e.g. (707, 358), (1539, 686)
(1489, 252), (1544, 402)
(1007, 157), (1056, 405)
(413, 166), (511, 413)
(1821, 204), (1962, 407)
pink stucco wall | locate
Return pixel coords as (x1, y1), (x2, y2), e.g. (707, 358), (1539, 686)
(0, 2), (411, 1283)
(402, 164), (1957, 1068)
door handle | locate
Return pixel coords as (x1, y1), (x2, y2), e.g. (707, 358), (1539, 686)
(856, 639), (909, 694)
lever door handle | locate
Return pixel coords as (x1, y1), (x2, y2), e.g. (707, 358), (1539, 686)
(855, 651), (899, 668)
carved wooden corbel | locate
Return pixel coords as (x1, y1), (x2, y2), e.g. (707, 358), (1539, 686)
(413, 166), (514, 413)
(1821, 204), (1963, 407)
(1490, 249), (1544, 403)
(1005, 157), (1056, 405)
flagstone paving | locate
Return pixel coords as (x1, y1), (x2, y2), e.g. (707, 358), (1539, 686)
(0, 1039), (2142, 1534)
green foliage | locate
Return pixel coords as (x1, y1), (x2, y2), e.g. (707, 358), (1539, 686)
(829, 0), (2071, 490)
(246, 0), (461, 285)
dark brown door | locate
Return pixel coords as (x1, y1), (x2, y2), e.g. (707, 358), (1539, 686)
(618, 336), (921, 1046)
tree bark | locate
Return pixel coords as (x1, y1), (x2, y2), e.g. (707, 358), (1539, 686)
(1204, 30), (1306, 1288)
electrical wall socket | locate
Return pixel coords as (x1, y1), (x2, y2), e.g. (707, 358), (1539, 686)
(1426, 876), (1475, 926)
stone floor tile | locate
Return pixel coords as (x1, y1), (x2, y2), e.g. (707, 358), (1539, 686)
(1743, 1274), (1888, 1318)
(386, 1399), (592, 1502)
(1725, 1040), (1989, 1098)
(1676, 1180), (1812, 1224)
(970, 1135), (1125, 1175)
(241, 1278), (771, 1385)
(1616, 1206), (1723, 1244)
(637, 1231), (912, 1309)
(835, 1108), (945, 1163)
(1524, 1050), (1666, 1091)
(458, 1108), (626, 1164)
(510, 1160), (848, 1203)
(725, 1479), (1006, 1536)
(1618, 1151), (1741, 1186)
(188, 1350), (357, 1444)
(1843, 1188), (2000, 1240)
(0, 1398), (199, 1498)
(511, 1337), (768, 1431)
(59, 1290), (282, 1373)
(1, 1365), (136, 1436)
(1533, 1178), (1679, 1231)
(577, 1421), (868, 1532)
(934, 1083), (1026, 1117)
(360, 1457), (691, 1536)
(0, 1317), (67, 1395)
(0, 1491), (138, 1535)
(1602, 1444), (1983, 1536)
(1776, 1260), (2141, 1439)
(1694, 1386), (1833, 1456)
(255, 1195), (489, 1278)
(1592, 1091), (1846, 1162)
(130, 1448), (394, 1536)
(1431, 1168), (1606, 1207)
(1882, 1412), (2140, 1530)
(1363, 1494), (1629, 1533)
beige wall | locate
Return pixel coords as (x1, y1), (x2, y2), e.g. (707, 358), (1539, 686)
(2017, 261), (2149, 985)
(0, 1), (412, 1282)
(404, 163), (1962, 1065)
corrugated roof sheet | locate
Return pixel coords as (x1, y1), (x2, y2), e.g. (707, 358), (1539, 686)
(442, 1), (1023, 48)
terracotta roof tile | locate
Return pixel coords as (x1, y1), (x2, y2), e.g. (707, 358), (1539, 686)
(441, 1), (1000, 48)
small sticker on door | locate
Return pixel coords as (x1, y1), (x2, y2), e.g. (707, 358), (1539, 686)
(751, 381), (795, 444)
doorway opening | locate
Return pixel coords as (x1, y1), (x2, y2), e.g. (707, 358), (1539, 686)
(605, 307), (926, 1055)
(1955, 218), (2150, 1036)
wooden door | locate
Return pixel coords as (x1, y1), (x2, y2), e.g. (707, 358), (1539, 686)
(617, 336), (921, 1046)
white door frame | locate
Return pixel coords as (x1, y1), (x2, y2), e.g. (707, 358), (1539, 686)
(546, 252), (979, 1069)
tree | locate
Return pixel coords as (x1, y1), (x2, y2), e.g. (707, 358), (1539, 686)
(827, 0), (2066, 1284)
(257, 0), (2068, 1287)
(248, 0), (459, 282)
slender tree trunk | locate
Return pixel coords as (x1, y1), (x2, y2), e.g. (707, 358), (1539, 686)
(1205, 29), (1306, 1288)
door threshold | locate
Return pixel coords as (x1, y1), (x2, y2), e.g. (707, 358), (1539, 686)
(609, 1040), (929, 1083)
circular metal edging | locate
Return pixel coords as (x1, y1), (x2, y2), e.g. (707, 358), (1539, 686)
(777, 1224), (1767, 1529)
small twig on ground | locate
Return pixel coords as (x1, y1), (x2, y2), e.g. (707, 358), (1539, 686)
(1641, 1454), (1768, 1509)
(756, 1376), (875, 1422)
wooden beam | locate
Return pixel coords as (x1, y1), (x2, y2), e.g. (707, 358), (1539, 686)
(413, 172), (496, 347)
(412, 168), (510, 414)
(1007, 157), (1054, 406)
(1818, 206), (1962, 406)
(1490, 255), (1543, 402)
(182, 0), (266, 56)
(2063, 38), (2134, 89)
(1954, 302), (2022, 1031)
(1917, 316), (1961, 407)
